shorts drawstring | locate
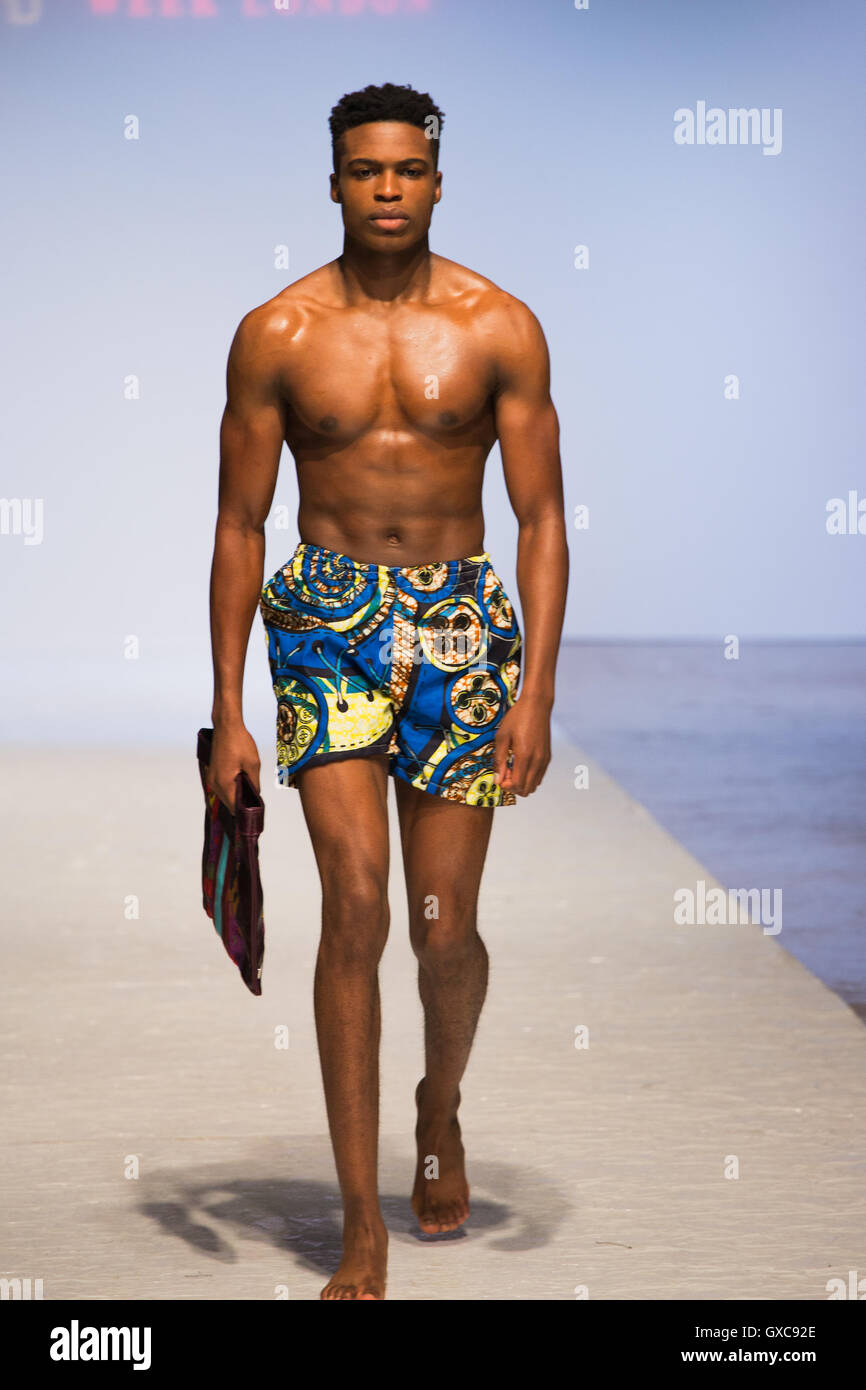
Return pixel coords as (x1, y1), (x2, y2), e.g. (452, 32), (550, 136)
(313, 640), (377, 712)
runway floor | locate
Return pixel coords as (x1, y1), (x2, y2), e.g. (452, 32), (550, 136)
(1, 732), (864, 1300)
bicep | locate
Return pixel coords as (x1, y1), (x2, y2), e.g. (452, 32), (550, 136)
(217, 313), (287, 530)
(493, 303), (563, 524)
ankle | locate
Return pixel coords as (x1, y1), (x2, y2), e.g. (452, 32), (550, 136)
(342, 1203), (387, 1234)
(416, 1077), (461, 1124)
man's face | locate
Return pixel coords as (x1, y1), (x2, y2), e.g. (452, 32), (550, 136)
(330, 120), (441, 247)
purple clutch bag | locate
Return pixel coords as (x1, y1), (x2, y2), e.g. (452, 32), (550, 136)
(197, 727), (265, 996)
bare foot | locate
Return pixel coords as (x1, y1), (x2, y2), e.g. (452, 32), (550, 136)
(411, 1077), (470, 1234)
(320, 1214), (388, 1300)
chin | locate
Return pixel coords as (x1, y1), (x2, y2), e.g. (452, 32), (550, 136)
(365, 229), (417, 249)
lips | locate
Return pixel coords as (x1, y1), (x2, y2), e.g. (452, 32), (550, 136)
(370, 213), (408, 222)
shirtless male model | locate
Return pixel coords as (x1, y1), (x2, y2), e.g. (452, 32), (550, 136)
(207, 82), (569, 1300)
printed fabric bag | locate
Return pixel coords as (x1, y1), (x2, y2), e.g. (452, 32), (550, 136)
(196, 727), (265, 996)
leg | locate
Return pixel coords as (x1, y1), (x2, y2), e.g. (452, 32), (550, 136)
(296, 755), (391, 1299)
(394, 777), (495, 1234)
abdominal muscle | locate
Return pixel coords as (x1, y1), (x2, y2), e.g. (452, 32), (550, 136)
(293, 439), (490, 567)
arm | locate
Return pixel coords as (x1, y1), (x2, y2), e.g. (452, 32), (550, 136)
(207, 308), (286, 811)
(491, 297), (569, 796)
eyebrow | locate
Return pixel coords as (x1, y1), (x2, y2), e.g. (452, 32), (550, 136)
(345, 156), (429, 166)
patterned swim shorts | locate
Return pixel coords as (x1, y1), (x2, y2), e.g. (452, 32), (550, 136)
(259, 542), (523, 806)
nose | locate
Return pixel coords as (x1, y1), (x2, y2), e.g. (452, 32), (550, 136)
(374, 176), (401, 201)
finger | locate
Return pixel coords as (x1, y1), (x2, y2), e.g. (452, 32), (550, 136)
(492, 729), (511, 785)
(518, 749), (547, 797)
(508, 747), (531, 795)
(524, 757), (546, 795)
(536, 751), (552, 789)
(499, 746), (517, 788)
(529, 754), (552, 795)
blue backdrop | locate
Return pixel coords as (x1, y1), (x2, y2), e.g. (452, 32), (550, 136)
(2, 0), (864, 741)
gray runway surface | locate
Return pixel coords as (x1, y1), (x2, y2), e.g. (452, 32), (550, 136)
(1, 733), (864, 1300)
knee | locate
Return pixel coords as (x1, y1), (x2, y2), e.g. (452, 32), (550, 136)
(411, 901), (481, 971)
(320, 867), (390, 966)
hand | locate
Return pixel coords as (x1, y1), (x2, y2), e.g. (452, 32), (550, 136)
(492, 695), (552, 797)
(207, 723), (261, 814)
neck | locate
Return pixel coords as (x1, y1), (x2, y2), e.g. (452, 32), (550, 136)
(336, 235), (433, 304)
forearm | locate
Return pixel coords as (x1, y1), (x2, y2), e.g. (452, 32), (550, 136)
(514, 512), (569, 706)
(209, 519), (266, 728)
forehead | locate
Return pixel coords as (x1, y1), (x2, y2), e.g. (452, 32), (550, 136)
(340, 120), (432, 163)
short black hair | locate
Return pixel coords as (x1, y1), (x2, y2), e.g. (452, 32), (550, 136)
(329, 82), (445, 176)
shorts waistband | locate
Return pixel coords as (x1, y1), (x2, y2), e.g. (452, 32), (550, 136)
(293, 541), (492, 578)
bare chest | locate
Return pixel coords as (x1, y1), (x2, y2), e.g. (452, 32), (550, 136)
(280, 307), (496, 446)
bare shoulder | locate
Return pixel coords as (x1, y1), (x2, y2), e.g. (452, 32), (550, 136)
(433, 254), (547, 355)
(229, 263), (342, 362)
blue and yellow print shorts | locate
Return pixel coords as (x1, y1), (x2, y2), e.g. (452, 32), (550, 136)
(259, 542), (523, 806)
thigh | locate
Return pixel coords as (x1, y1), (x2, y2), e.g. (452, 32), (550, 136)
(394, 777), (494, 934)
(296, 754), (391, 891)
